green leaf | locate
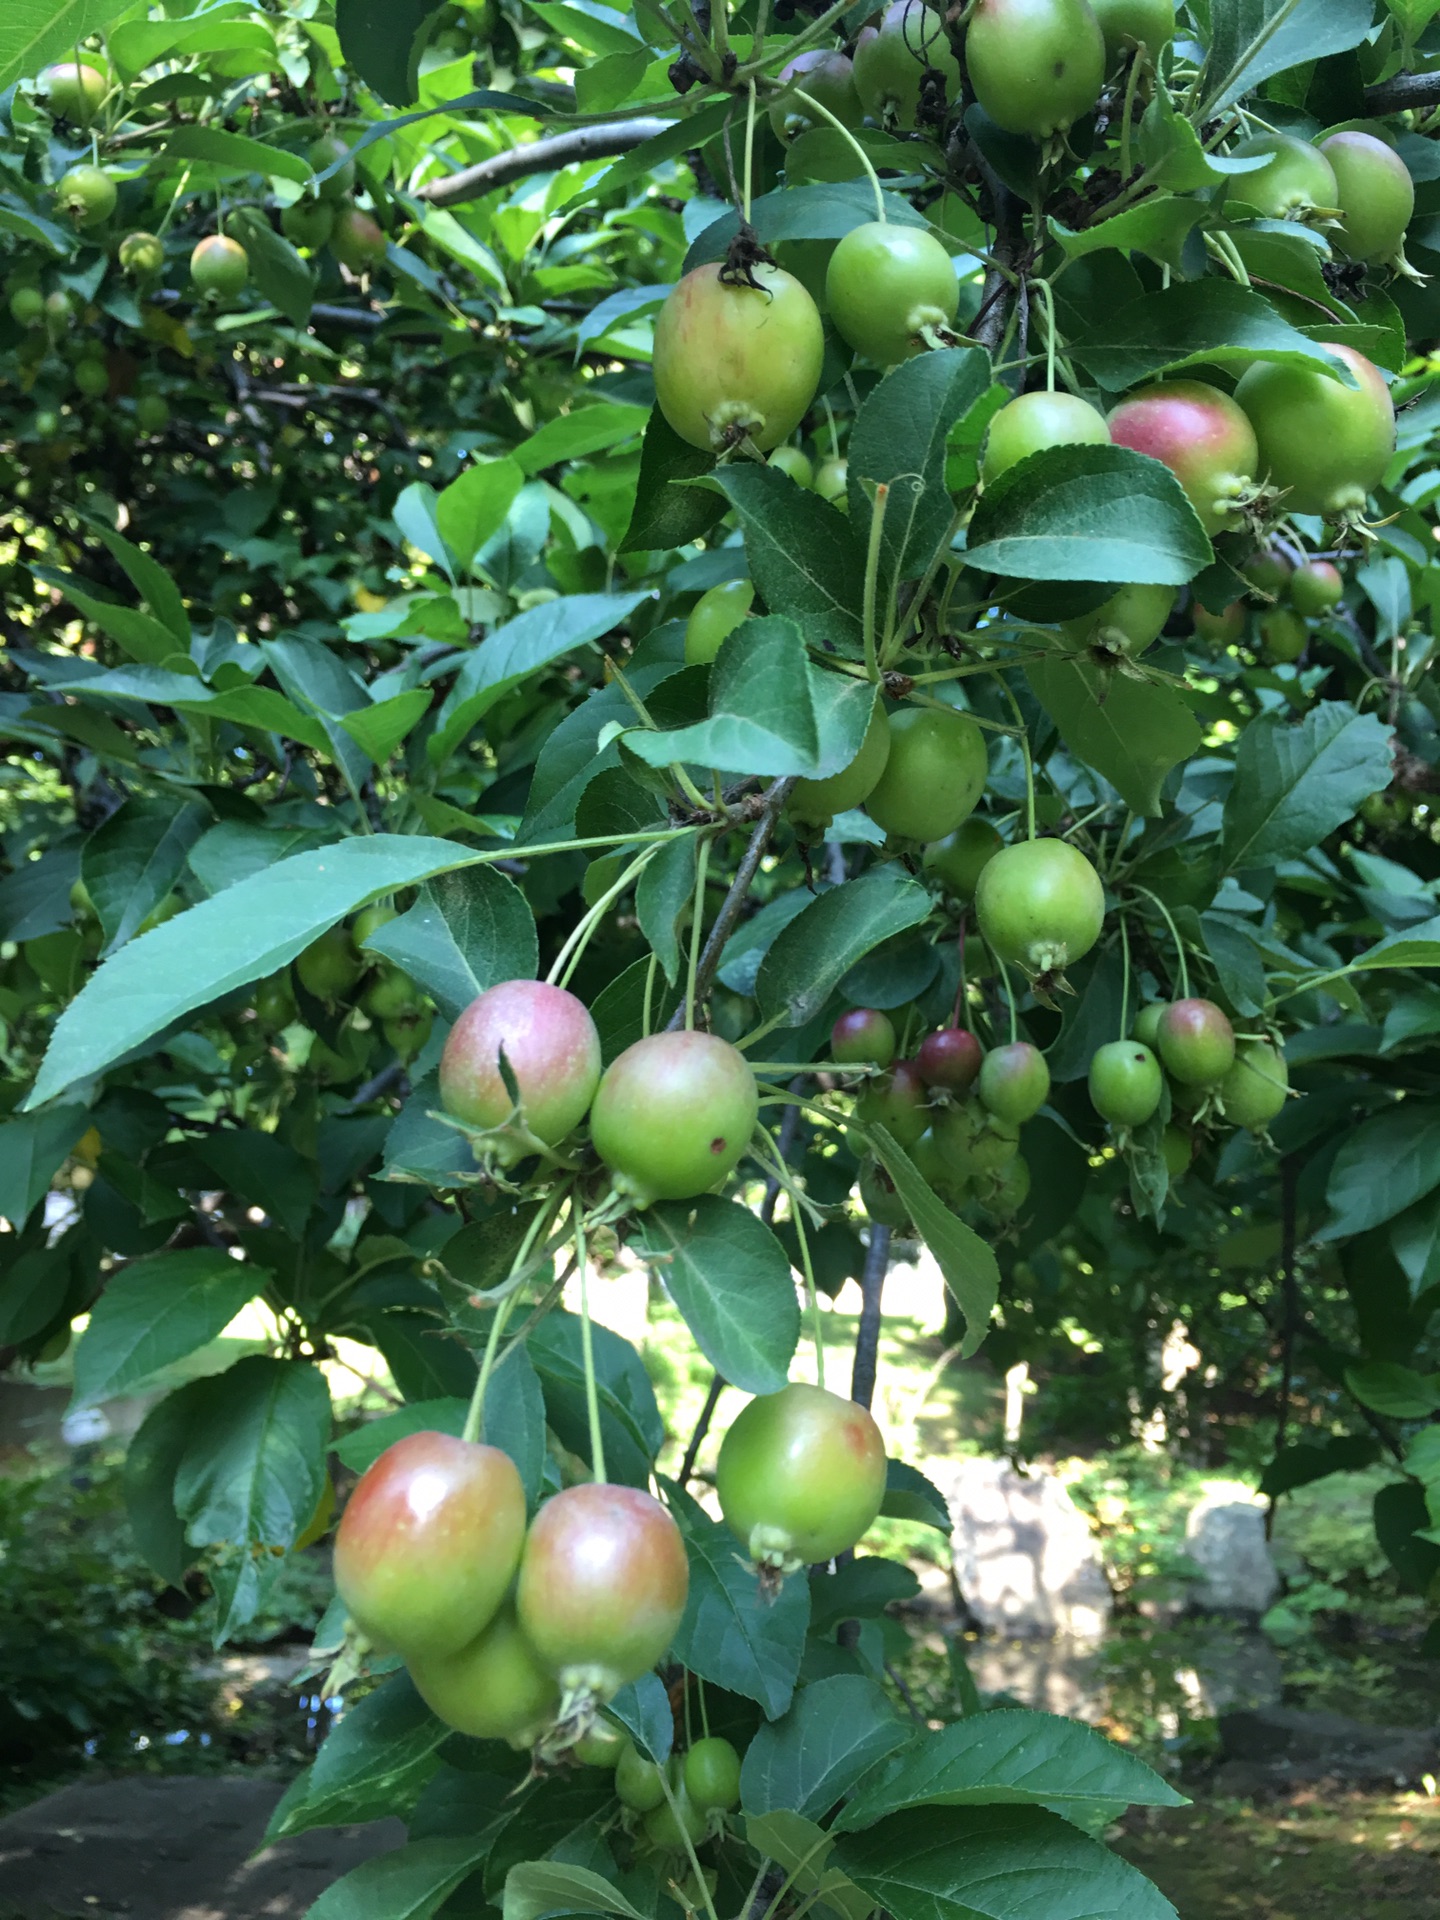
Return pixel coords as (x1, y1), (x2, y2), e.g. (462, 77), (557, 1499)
(0, 1103), (88, 1230)
(1025, 658), (1202, 817)
(847, 348), (992, 586)
(363, 866), (538, 1021)
(333, 1400), (468, 1473)
(1070, 281), (1360, 392)
(634, 833), (695, 985)
(123, 1385), (205, 1588)
(869, 1129), (999, 1358)
(686, 182), (928, 267)
(756, 867), (933, 1031)
(1373, 1479), (1440, 1595)
(1345, 1362), (1440, 1420)
(709, 465), (866, 652)
(965, 445), (1212, 585)
(807, 1557), (920, 1636)
(44, 661), (333, 751)
(340, 690), (434, 765)
(619, 408), (727, 553)
(268, 1674), (448, 1841)
(393, 483), (457, 581)
(624, 618), (872, 780)
(835, 1708), (1186, 1830)
(1260, 1436), (1380, 1497)
(741, 1676), (910, 1820)
(1222, 701), (1395, 870)
(514, 404), (649, 476)
(744, 1813), (872, 1920)
(608, 1673), (674, 1764)
(308, 1835), (493, 1920)
(78, 516), (189, 646)
(334, 0), (449, 103)
(1322, 1103), (1440, 1240)
(71, 1247), (262, 1409)
(436, 459), (526, 569)
(193, 1129), (316, 1239)
(81, 797), (209, 955)
(667, 1480), (810, 1718)
(228, 208), (315, 327)
(108, 16), (277, 79)
(530, 1312), (665, 1488)
(1200, 0), (1375, 115)
(29, 836), (477, 1107)
(32, 567), (187, 666)
(429, 592), (650, 765)
(882, 1458), (953, 1531)
(157, 126), (313, 186)
(174, 1355), (331, 1638)
(833, 1803), (1180, 1920)
(1051, 197), (1204, 271)
(0, 0), (134, 91)
(633, 1197), (800, 1395)
(504, 1863), (648, 1920)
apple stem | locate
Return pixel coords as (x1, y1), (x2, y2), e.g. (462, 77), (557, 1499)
(996, 955), (1019, 1047)
(1133, 883), (1192, 1000)
(789, 87), (886, 223)
(1118, 911), (1132, 1042)
(575, 1205), (609, 1484)
(684, 834), (712, 1031)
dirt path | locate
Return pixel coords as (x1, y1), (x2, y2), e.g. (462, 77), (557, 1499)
(0, 1775), (402, 1919)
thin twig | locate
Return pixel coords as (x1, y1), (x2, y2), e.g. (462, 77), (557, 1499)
(665, 778), (795, 1031)
(1363, 71), (1440, 114)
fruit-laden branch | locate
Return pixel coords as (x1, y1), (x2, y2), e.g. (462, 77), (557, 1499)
(666, 777), (797, 1031)
(413, 118), (672, 206)
(1363, 70), (1440, 114)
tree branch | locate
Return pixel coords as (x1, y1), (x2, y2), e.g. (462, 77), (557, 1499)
(414, 119), (673, 207)
(666, 777), (796, 1031)
(1363, 71), (1440, 115)
(850, 1223), (891, 1413)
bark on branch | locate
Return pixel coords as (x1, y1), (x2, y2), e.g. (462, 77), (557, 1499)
(1363, 71), (1440, 115)
(666, 777), (796, 1031)
(414, 118), (672, 206)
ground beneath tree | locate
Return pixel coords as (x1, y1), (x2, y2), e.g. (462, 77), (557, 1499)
(1113, 1787), (1440, 1920)
(0, 1776), (403, 1919)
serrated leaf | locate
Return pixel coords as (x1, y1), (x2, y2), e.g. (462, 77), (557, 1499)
(756, 867), (932, 1031)
(619, 408), (727, 553)
(429, 592), (650, 765)
(1200, 0), (1375, 115)
(173, 1355), (331, 1639)
(1222, 701), (1394, 870)
(0, 1103), (89, 1230)
(339, 690), (434, 764)
(504, 1863), (648, 1920)
(158, 125), (313, 185)
(868, 1129), (998, 1358)
(741, 1676), (910, 1821)
(362, 866), (538, 1021)
(633, 1196), (800, 1394)
(1026, 657), (1201, 817)
(71, 1247), (263, 1408)
(308, 1835), (493, 1920)
(1071, 281), (1360, 392)
(334, 0), (448, 103)
(834, 1708), (1185, 1830)
(29, 836), (477, 1106)
(229, 208), (315, 327)
(81, 797), (210, 955)
(847, 348), (992, 586)
(709, 465), (866, 651)
(624, 617), (870, 780)
(0, 0), (134, 91)
(965, 444), (1212, 584)
(667, 1480), (809, 1718)
(436, 459), (526, 569)
(833, 1803), (1180, 1920)
(1322, 1103), (1440, 1241)
(268, 1674), (447, 1842)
